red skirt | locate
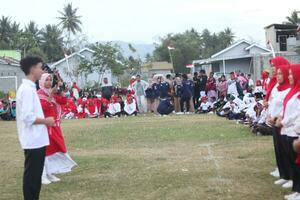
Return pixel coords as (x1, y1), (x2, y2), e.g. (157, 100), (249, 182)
(46, 126), (67, 156)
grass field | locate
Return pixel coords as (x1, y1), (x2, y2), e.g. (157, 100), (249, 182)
(0, 115), (289, 200)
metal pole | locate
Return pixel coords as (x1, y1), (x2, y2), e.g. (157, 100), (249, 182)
(222, 59), (226, 74)
(168, 49), (175, 73)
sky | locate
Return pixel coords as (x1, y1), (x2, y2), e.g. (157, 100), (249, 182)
(1, 0), (299, 45)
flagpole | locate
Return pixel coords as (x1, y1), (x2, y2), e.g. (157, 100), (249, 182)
(168, 47), (175, 73)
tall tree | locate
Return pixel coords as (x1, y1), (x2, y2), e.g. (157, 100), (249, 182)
(0, 16), (13, 49)
(285, 10), (300, 25)
(40, 24), (64, 62)
(58, 3), (82, 51)
(90, 42), (125, 82)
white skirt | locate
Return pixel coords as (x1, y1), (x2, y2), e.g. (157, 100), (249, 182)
(43, 152), (77, 175)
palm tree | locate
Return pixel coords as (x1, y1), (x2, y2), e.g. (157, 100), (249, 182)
(223, 27), (235, 44)
(41, 24), (64, 62)
(285, 10), (300, 25)
(25, 21), (41, 42)
(0, 16), (12, 48)
(57, 3), (82, 50)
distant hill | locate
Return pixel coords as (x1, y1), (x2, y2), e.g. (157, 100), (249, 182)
(100, 41), (155, 60)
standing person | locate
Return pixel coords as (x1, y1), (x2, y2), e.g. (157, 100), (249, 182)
(227, 72), (239, 97)
(275, 64), (300, 200)
(247, 74), (254, 90)
(266, 65), (291, 188)
(217, 75), (228, 98)
(206, 72), (217, 103)
(193, 72), (201, 109)
(180, 74), (193, 114)
(37, 73), (77, 184)
(173, 76), (182, 113)
(71, 82), (80, 100)
(101, 77), (113, 101)
(199, 70), (208, 98)
(16, 56), (55, 200)
(132, 75), (149, 113)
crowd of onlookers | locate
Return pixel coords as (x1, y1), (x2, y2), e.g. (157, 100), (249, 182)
(1, 67), (269, 127)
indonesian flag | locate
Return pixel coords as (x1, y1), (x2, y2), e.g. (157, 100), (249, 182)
(186, 64), (194, 68)
(297, 24), (300, 33)
(167, 46), (175, 50)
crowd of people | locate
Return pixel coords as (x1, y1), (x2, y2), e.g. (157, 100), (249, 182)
(3, 54), (300, 199)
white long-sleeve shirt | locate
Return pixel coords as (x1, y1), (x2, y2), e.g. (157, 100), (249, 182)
(16, 79), (49, 149)
(268, 87), (290, 119)
(281, 92), (300, 137)
(124, 99), (137, 115)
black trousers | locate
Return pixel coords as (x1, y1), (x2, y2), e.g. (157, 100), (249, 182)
(284, 136), (300, 192)
(180, 97), (190, 112)
(272, 129), (290, 180)
(23, 147), (46, 200)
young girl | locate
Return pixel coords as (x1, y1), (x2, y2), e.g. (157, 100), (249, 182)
(38, 73), (77, 184)
(124, 94), (137, 116)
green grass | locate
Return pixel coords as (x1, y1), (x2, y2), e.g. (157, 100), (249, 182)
(0, 115), (288, 199)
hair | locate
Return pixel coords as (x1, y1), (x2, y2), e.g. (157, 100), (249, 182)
(200, 69), (206, 74)
(136, 74), (141, 78)
(20, 56), (43, 75)
(230, 72), (235, 75)
(182, 74), (188, 80)
(194, 72), (198, 76)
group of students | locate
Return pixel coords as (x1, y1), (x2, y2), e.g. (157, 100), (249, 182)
(208, 56), (300, 200)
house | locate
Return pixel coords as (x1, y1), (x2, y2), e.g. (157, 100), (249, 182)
(265, 24), (300, 52)
(141, 61), (173, 78)
(0, 57), (24, 93)
(192, 40), (271, 80)
(50, 48), (115, 87)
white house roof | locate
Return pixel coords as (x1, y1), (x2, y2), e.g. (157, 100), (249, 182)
(51, 47), (95, 67)
(244, 44), (271, 52)
(211, 39), (252, 58)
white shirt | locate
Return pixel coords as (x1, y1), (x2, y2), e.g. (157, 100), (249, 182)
(124, 99), (137, 115)
(107, 103), (121, 114)
(281, 92), (300, 137)
(16, 79), (49, 149)
(200, 102), (211, 111)
(268, 87), (290, 118)
(227, 80), (239, 97)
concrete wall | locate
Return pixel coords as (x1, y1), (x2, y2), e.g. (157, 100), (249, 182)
(0, 64), (24, 92)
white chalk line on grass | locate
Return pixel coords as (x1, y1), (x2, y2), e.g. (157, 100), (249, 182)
(199, 143), (222, 179)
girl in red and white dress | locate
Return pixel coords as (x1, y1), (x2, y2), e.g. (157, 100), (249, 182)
(38, 73), (77, 184)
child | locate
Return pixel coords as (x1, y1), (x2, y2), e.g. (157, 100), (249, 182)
(105, 95), (121, 118)
(124, 94), (137, 116)
(197, 96), (211, 113)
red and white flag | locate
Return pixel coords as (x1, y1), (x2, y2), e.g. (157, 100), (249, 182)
(186, 64), (194, 68)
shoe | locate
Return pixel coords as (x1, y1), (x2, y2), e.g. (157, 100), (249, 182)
(274, 179), (288, 185)
(176, 112), (184, 115)
(42, 176), (52, 185)
(270, 168), (280, 178)
(47, 174), (61, 182)
(282, 180), (293, 188)
(284, 192), (298, 199)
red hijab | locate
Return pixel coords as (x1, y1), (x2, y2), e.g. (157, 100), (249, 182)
(277, 65), (291, 92)
(283, 64), (300, 114)
(265, 57), (290, 101)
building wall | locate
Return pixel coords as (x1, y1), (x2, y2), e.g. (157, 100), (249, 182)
(0, 64), (24, 92)
(218, 58), (251, 74)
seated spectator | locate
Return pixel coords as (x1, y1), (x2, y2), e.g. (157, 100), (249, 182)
(124, 94), (137, 116)
(196, 96), (212, 114)
(105, 96), (121, 118)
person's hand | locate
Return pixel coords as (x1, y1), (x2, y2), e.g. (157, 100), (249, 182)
(275, 117), (283, 128)
(267, 116), (275, 126)
(293, 139), (300, 153)
(45, 117), (55, 126)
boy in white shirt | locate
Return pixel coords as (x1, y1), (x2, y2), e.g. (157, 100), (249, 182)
(16, 56), (55, 200)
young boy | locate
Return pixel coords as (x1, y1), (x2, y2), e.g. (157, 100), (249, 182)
(16, 56), (55, 200)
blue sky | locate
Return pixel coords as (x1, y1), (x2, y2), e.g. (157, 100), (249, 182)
(1, 0), (299, 45)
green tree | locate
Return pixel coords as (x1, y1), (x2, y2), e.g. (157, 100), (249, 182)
(90, 42), (125, 82)
(285, 10), (300, 25)
(40, 24), (64, 62)
(58, 3), (82, 50)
